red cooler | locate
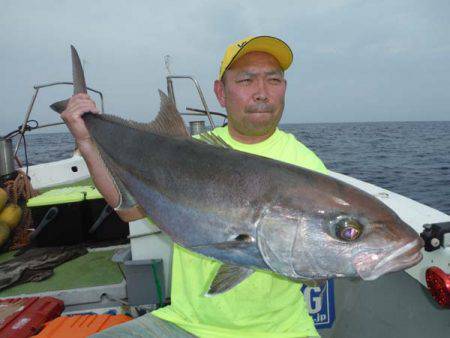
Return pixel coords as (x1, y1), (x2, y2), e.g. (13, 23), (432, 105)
(0, 297), (64, 338)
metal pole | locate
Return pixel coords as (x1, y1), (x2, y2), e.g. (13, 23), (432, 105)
(0, 138), (14, 177)
(166, 75), (216, 129)
(14, 88), (40, 155)
(186, 107), (227, 119)
(167, 78), (176, 106)
(33, 122), (66, 129)
(13, 82), (105, 157)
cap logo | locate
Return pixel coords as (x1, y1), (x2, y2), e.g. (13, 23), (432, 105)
(237, 41), (248, 49)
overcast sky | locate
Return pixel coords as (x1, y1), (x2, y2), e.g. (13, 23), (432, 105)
(1, 0), (449, 135)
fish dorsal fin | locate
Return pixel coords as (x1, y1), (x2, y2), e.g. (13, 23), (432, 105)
(206, 264), (254, 296)
(196, 132), (233, 149)
(142, 90), (190, 138)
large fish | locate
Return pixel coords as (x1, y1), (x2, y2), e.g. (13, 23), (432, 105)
(52, 46), (423, 295)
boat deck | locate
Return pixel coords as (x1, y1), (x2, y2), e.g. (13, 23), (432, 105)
(0, 248), (124, 298)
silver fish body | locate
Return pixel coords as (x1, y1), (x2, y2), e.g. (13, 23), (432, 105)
(54, 46), (423, 293)
(85, 111), (423, 282)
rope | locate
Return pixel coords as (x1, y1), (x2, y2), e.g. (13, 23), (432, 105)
(4, 171), (38, 204)
(2, 120), (39, 139)
(3, 170), (39, 250)
(2, 120), (40, 175)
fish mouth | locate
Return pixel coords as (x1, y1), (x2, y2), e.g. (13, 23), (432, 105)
(354, 239), (424, 281)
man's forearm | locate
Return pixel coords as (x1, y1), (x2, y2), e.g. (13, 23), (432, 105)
(77, 139), (145, 221)
(77, 139), (120, 207)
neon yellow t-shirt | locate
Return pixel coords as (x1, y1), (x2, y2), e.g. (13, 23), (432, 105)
(153, 126), (327, 338)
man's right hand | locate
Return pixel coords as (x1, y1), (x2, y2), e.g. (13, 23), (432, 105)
(59, 93), (146, 222)
(60, 93), (100, 146)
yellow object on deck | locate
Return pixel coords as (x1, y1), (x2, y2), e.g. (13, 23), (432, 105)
(0, 188), (7, 212)
(0, 203), (22, 229)
(0, 224), (10, 247)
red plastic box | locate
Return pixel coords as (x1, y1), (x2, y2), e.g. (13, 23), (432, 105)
(0, 296), (64, 338)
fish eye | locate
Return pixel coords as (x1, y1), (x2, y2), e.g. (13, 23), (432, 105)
(333, 217), (363, 241)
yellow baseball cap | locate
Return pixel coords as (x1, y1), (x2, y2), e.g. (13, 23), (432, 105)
(218, 35), (293, 80)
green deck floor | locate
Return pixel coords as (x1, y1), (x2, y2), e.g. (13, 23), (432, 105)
(0, 249), (124, 297)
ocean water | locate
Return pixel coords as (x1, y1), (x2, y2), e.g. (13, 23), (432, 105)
(13, 120), (450, 214)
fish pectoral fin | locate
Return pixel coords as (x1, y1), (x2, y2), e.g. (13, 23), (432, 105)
(205, 264), (254, 296)
(190, 234), (255, 251)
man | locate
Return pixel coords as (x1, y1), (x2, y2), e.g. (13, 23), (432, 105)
(62, 36), (327, 338)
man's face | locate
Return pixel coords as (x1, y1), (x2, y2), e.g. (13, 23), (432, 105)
(214, 51), (287, 137)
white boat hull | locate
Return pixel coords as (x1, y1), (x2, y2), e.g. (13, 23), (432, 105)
(25, 154), (91, 191)
(23, 154), (449, 336)
(26, 155), (449, 287)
